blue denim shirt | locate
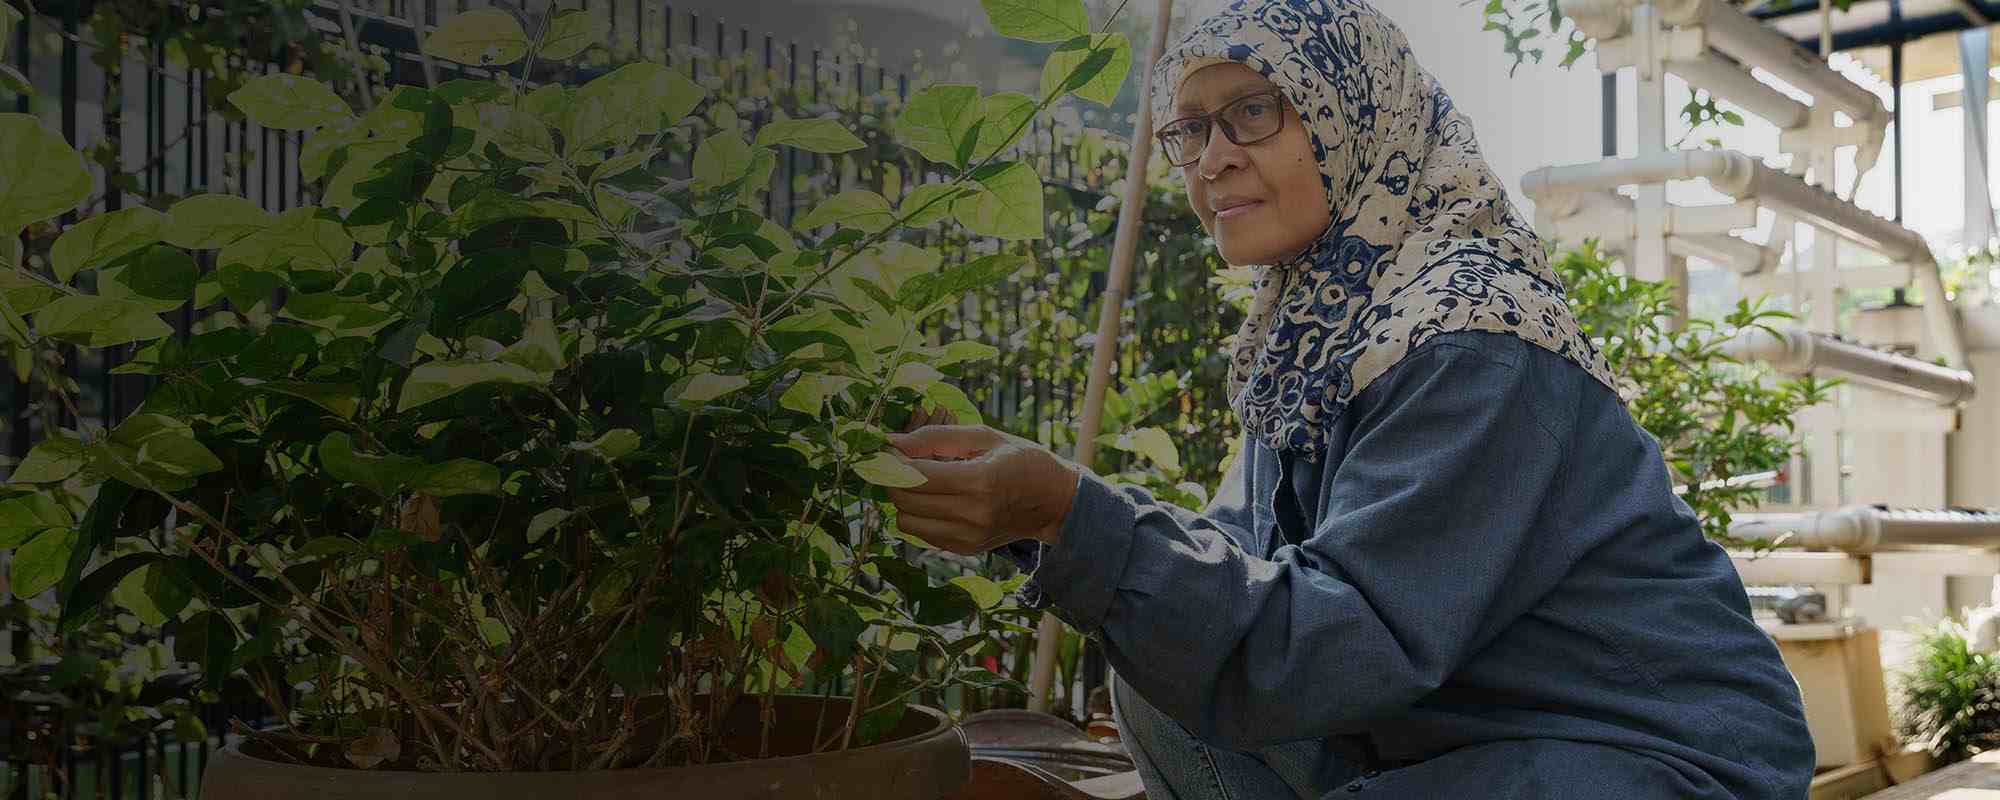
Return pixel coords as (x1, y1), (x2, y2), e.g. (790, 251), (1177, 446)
(999, 329), (1814, 799)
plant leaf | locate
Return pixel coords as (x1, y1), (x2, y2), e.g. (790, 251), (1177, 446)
(59, 553), (167, 632)
(539, 8), (609, 61)
(396, 359), (546, 411)
(425, 8), (530, 67)
(410, 459), (502, 496)
(981, 0), (1090, 43)
(897, 253), (1028, 314)
(318, 433), (426, 498)
(33, 296), (173, 347)
(970, 92), (1036, 162)
(675, 373), (750, 405)
(565, 63), (707, 152)
(12, 435), (87, 484)
(50, 207), (165, 282)
(691, 131), (756, 194)
(754, 118), (865, 154)
(949, 574), (1004, 611)
(1129, 426), (1181, 474)
(895, 84), (982, 167)
(898, 183), (968, 229)
(794, 190), (893, 234)
(953, 162), (1043, 240)
(802, 596), (867, 668)
(854, 452), (925, 488)
(228, 73), (353, 130)
(1039, 34), (1130, 107)
(164, 194), (275, 249)
(11, 528), (76, 599)
(0, 114), (91, 234)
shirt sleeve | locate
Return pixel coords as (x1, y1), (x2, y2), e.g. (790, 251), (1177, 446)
(993, 433), (1258, 613)
(1023, 336), (1576, 750)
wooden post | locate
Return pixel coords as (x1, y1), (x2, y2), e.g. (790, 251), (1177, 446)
(1027, 0), (1176, 715)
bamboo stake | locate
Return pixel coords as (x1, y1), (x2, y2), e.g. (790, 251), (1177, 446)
(1027, 0), (1175, 715)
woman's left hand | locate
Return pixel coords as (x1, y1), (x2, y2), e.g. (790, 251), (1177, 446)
(883, 424), (1082, 555)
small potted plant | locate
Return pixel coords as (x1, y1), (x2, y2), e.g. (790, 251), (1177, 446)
(0, 0), (1133, 795)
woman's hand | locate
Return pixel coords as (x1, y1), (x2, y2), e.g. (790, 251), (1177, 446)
(885, 407), (1082, 555)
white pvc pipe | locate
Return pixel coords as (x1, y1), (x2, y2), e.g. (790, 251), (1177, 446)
(1720, 326), (1977, 405)
(1669, 232), (1775, 274)
(1524, 152), (1973, 370)
(1666, 55), (1809, 130)
(1731, 507), (2000, 553)
(1526, 150), (1918, 256)
(1571, 0), (1884, 123)
(1673, 0), (1885, 123)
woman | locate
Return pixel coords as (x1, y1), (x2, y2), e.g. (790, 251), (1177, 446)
(885, 0), (1816, 796)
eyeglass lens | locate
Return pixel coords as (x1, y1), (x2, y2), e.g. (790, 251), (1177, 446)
(1159, 92), (1284, 168)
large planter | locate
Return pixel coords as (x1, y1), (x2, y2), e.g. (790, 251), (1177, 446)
(199, 695), (970, 799)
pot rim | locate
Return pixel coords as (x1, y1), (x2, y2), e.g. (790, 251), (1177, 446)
(218, 699), (964, 777)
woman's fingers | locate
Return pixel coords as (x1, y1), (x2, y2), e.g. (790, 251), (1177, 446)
(891, 510), (1001, 556)
(896, 457), (993, 496)
(900, 402), (962, 434)
(886, 485), (989, 525)
(886, 424), (999, 461)
(901, 403), (933, 433)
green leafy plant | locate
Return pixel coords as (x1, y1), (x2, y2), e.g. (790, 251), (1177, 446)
(1551, 240), (1836, 546)
(2, 0), (1136, 772)
(1897, 618), (2000, 763)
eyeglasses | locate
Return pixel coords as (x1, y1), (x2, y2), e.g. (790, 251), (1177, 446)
(1155, 89), (1288, 169)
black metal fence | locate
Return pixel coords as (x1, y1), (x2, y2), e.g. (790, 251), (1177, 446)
(0, 2), (1233, 793)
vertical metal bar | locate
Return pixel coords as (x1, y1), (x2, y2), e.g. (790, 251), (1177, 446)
(1601, 71), (1618, 159)
(4, 359), (24, 479)
(198, 70), (210, 194)
(605, 0), (620, 59)
(58, 1), (79, 433)
(664, 4), (673, 68)
(832, 53), (841, 194)
(1890, 0), (1905, 223)
(102, 31), (123, 426)
(689, 13), (698, 80)
(264, 64), (277, 213)
(154, 37), (166, 198)
(635, 0), (643, 59)
(10, 6), (25, 116)
(786, 41), (797, 225)
(764, 34), (775, 219)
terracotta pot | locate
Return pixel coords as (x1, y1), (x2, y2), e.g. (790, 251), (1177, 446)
(199, 695), (970, 799)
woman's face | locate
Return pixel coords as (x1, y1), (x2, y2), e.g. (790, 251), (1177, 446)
(1170, 63), (1331, 266)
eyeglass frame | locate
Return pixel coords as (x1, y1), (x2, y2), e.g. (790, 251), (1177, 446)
(1154, 88), (1290, 169)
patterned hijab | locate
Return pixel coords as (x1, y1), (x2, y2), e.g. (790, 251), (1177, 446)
(1151, 0), (1618, 462)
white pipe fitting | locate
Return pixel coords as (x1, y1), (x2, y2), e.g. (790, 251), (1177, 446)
(1732, 507), (2000, 553)
(1719, 326), (1976, 405)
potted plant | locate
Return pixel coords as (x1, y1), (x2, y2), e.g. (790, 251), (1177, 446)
(0, 0), (1134, 794)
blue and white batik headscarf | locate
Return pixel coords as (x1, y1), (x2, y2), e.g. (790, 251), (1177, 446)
(1152, 0), (1618, 462)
